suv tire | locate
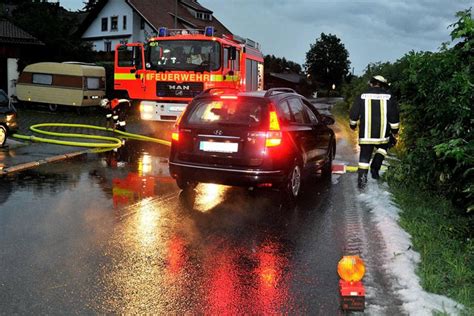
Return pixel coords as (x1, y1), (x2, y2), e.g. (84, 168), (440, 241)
(0, 125), (7, 147)
(321, 142), (334, 178)
(283, 162), (302, 199)
(176, 178), (197, 191)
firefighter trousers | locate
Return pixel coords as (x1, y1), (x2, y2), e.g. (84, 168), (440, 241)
(358, 143), (389, 175)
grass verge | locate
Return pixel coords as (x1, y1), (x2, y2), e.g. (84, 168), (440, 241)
(333, 99), (473, 313)
(389, 184), (473, 314)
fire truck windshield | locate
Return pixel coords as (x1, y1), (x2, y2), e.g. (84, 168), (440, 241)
(146, 40), (221, 72)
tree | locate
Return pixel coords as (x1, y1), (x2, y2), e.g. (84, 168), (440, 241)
(305, 33), (350, 90)
(10, 2), (95, 63)
(264, 55), (302, 74)
(82, 0), (99, 12)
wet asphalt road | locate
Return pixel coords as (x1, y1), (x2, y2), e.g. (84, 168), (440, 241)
(0, 102), (404, 314)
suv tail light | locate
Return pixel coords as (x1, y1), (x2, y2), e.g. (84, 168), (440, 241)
(265, 104), (282, 147)
(171, 111), (185, 142)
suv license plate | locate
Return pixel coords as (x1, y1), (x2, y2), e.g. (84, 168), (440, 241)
(199, 141), (238, 153)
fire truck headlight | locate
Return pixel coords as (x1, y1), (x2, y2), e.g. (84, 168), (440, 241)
(337, 255), (365, 282)
(140, 103), (154, 113)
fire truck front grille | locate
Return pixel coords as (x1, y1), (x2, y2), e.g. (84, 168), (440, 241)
(156, 82), (204, 98)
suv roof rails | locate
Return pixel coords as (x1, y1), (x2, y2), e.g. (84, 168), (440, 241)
(198, 87), (240, 97)
(264, 88), (296, 97)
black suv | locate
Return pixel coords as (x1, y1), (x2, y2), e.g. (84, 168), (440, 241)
(169, 88), (336, 198)
(0, 89), (18, 147)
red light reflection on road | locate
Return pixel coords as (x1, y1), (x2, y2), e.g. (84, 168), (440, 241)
(205, 250), (239, 315)
(205, 241), (290, 314)
(255, 242), (290, 314)
(166, 235), (186, 276)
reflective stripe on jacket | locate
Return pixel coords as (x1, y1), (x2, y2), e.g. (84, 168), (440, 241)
(349, 87), (400, 144)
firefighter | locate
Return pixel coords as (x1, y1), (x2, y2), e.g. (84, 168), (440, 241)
(100, 98), (131, 132)
(349, 75), (400, 188)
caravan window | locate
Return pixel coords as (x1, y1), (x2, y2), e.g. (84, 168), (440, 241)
(32, 74), (52, 85)
(86, 77), (100, 90)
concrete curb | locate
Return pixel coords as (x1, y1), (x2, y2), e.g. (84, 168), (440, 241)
(1, 150), (90, 175)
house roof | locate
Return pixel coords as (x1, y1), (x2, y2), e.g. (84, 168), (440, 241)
(0, 19), (44, 45)
(78, 0), (231, 37)
(268, 72), (305, 84)
(179, 0), (212, 14)
(127, 0), (231, 36)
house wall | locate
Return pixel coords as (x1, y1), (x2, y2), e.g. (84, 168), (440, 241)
(82, 0), (157, 52)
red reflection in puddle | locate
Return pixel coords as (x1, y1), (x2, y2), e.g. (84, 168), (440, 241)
(204, 241), (290, 314)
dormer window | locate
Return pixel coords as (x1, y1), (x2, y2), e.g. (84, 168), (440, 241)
(196, 12), (211, 21)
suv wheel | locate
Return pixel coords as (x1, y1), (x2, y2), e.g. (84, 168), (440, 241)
(284, 162), (301, 199)
(176, 178), (197, 191)
(0, 125), (7, 147)
(321, 143), (334, 177)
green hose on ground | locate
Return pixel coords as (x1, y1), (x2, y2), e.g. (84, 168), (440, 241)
(12, 123), (171, 152)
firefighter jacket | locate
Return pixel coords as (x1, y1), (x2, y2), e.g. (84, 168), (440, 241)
(349, 86), (400, 145)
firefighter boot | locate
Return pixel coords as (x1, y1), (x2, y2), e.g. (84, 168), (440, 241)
(357, 170), (368, 189)
(370, 153), (384, 180)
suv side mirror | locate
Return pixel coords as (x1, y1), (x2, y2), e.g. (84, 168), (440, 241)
(322, 115), (335, 125)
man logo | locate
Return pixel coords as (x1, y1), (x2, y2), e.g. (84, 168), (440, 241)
(175, 90), (183, 96)
(213, 130), (223, 136)
(168, 84), (190, 91)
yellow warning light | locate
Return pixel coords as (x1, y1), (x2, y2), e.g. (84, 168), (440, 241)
(337, 255), (365, 282)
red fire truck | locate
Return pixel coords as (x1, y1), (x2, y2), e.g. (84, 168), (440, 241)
(114, 26), (264, 122)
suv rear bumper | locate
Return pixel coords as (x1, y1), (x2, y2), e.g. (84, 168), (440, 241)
(169, 161), (286, 187)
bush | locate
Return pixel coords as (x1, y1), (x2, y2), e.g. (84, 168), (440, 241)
(341, 9), (473, 214)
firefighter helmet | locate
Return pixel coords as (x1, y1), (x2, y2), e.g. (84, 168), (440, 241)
(100, 98), (110, 108)
(372, 75), (388, 84)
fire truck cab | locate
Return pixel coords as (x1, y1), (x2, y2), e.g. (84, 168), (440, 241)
(114, 26), (264, 122)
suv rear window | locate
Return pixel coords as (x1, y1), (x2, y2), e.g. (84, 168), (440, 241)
(186, 97), (265, 126)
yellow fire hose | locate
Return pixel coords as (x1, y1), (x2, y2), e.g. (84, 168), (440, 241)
(12, 123), (171, 152)
(12, 124), (390, 173)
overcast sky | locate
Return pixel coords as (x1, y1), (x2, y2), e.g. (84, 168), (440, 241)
(60, 0), (470, 75)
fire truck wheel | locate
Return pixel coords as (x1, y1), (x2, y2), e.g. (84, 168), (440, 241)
(0, 125), (6, 147)
(48, 103), (58, 112)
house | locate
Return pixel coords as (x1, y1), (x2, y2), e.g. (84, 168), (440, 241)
(264, 72), (310, 96)
(0, 19), (44, 97)
(78, 0), (232, 53)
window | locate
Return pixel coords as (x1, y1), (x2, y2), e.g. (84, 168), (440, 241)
(104, 41), (112, 52)
(305, 106), (319, 124)
(86, 77), (100, 90)
(278, 100), (292, 124)
(111, 16), (118, 31)
(118, 45), (142, 68)
(140, 17), (145, 30)
(187, 98), (265, 126)
(123, 15), (127, 30)
(101, 17), (107, 31)
(288, 98), (310, 124)
(196, 12), (211, 21)
(303, 100), (320, 124)
(245, 59), (258, 91)
(32, 73), (52, 85)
